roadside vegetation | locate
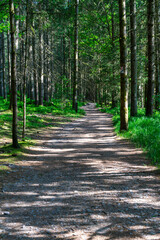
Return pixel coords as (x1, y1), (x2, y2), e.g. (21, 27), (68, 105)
(0, 97), (85, 176)
(97, 104), (160, 167)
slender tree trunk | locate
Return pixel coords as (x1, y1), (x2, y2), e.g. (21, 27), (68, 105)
(68, 38), (72, 98)
(9, 0), (19, 148)
(119, 0), (128, 131)
(32, 28), (38, 105)
(72, 0), (79, 112)
(62, 33), (66, 98)
(47, 34), (51, 101)
(1, 32), (6, 99)
(44, 31), (49, 102)
(29, 39), (34, 100)
(0, 33), (3, 97)
(146, 0), (155, 116)
(39, 27), (44, 105)
(7, 29), (12, 109)
(50, 34), (54, 100)
(22, 0), (29, 140)
(155, 0), (160, 110)
(63, 33), (66, 77)
(130, 0), (137, 116)
(111, 3), (116, 108)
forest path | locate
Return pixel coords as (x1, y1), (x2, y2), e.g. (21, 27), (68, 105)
(0, 103), (160, 240)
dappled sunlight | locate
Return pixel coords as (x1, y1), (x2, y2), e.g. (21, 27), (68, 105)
(0, 104), (159, 239)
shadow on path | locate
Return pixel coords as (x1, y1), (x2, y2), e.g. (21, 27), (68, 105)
(0, 103), (160, 239)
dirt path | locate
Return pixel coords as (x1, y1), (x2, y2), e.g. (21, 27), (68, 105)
(0, 103), (160, 240)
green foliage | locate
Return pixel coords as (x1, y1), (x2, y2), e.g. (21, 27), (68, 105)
(0, 97), (85, 175)
(0, 98), (85, 139)
(0, 141), (33, 176)
(99, 105), (160, 165)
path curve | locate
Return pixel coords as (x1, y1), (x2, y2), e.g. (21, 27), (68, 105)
(0, 103), (160, 240)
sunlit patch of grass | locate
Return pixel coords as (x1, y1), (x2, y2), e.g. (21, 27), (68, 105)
(0, 98), (86, 178)
(0, 141), (34, 176)
(0, 141), (34, 156)
(0, 165), (11, 175)
(0, 98), (86, 143)
(99, 105), (160, 165)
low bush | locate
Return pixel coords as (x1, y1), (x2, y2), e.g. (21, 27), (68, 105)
(98, 105), (160, 165)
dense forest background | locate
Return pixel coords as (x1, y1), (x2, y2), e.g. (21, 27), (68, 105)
(0, 0), (160, 163)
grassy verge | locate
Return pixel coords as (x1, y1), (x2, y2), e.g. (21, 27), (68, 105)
(97, 104), (160, 166)
(0, 97), (86, 176)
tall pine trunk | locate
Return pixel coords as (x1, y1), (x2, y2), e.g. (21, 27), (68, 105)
(9, 0), (19, 148)
(111, 3), (116, 108)
(2, 32), (6, 99)
(72, 0), (79, 112)
(119, 0), (128, 131)
(39, 30), (44, 105)
(22, 0), (29, 140)
(130, 0), (137, 116)
(146, 0), (155, 116)
(155, 0), (160, 110)
(32, 26), (38, 105)
(7, 29), (12, 109)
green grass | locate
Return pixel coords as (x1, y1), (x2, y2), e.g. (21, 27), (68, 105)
(0, 141), (34, 175)
(98, 104), (160, 165)
(0, 97), (86, 176)
(0, 98), (85, 134)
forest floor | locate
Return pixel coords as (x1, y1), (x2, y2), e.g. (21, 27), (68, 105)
(0, 103), (160, 240)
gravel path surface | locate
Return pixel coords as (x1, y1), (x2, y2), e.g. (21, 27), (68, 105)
(0, 103), (160, 240)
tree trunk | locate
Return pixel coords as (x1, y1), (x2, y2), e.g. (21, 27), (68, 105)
(22, 0), (30, 140)
(68, 38), (72, 98)
(146, 0), (155, 116)
(7, 29), (12, 109)
(111, 3), (116, 108)
(155, 0), (160, 110)
(32, 26), (38, 105)
(0, 32), (4, 98)
(9, 0), (19, 148)
(130, 0), (137, 116)
(39, 29), (44, 105)
(119, 0), (128, 131)
(72, 0), (79, 112)
(2, 32), (6, 99)
(29, 38), (34, 100)
(44, 31), (49, 102)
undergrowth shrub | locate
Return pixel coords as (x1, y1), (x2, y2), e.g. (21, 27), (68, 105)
(98, 105), (160, 165)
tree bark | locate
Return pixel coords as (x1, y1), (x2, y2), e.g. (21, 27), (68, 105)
(119, 0), (128, 131)
(68, 37), (72, 98)
(0, 32), (4, 97)
(2, 32), (6, 99)
(32, 25), (38, 105)
(146, 0), (155, 116)
(72, 0), (79, 112)
(22, 0), (29, 140)
(44, 31), (49, 102)
(155, 0), (160, 110)
(111, 3), (116, 108)
(7, 29), (12, 109)
(9, 0), (19, 148)
(39, 28), (44, 105)
(130, 0), (137, 116)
